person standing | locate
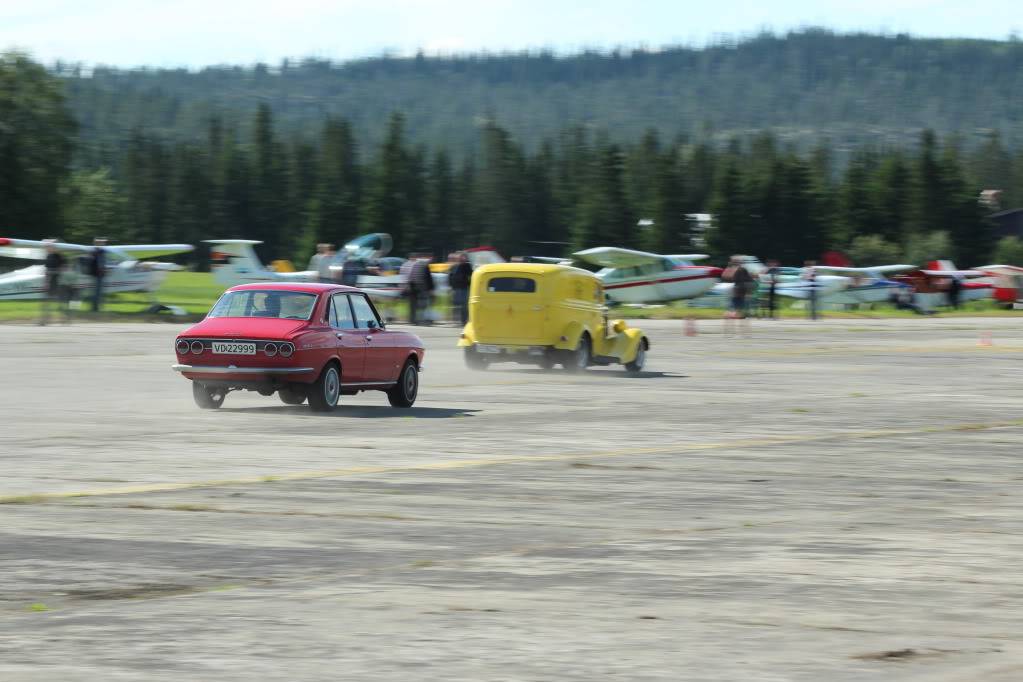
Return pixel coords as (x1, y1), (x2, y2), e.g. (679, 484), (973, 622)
(410, 256), (435, 325)
(722, 256), (753, 336)
(764, 259), (780, 319)
(39, 239), (70, 325)
(89, 238), (108, 312)
(400, 256), (419, 324)
(308, 243), (329, 278)
(448, 251), (473, 326)
(948, 276), (962, 310)
(802, 260), (818, 320)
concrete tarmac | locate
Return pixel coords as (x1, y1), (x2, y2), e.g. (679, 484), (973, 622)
(1, 317), (1022, 680)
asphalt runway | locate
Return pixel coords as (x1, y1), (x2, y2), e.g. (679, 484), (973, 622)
(2, 316), (1023, 681)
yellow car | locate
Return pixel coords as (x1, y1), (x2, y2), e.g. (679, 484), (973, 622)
(458, 263), (650, 373)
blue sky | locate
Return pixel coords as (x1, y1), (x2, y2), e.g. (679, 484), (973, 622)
(2, 0), (1020, 68)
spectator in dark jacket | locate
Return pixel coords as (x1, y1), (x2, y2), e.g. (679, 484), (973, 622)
(89, 238), (108, 312)
(40, 239), (70, 325)
(448, 252), (473, 325)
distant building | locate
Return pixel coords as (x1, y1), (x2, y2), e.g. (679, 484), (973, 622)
(980, 189), (1003, 212)
(686, 213), (713, 248)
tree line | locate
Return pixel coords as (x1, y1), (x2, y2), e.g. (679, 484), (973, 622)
(58, 29), (1023, 155)
(4, 51), (1023, 270)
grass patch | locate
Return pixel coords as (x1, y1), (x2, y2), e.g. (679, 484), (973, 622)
(26, 603), (49, 612)
(789, 408), (811, 413)
(0, 271), (223, 322)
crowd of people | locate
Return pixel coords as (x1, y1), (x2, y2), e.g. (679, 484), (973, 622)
(306, 243), (475, 326)
(38, 237), (108, 325)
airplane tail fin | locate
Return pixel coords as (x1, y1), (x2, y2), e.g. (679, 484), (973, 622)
(926, 259), (957, 271)
(204, 240), (268, 287)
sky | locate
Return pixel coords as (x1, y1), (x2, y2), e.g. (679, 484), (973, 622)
(1, 0), (1020, 69)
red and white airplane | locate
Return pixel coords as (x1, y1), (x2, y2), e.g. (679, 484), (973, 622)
(976, 263), (1023, 308)
(571, 247), (723, 304)
(893, 260), (993, 309)
(0, 237), (193, 301)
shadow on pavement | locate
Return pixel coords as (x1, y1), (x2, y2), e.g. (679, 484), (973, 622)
(482, 368), (687, 379)
(221, 405), (480, 418)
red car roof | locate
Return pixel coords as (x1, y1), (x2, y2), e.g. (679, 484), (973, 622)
(226, 282), (362, 294)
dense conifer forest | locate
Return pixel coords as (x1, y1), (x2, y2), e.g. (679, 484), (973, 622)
(4, 31), (1023, 268)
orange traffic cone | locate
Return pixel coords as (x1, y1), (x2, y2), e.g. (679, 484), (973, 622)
(684, 317), (697, 337)
(978, 330), (993, 347)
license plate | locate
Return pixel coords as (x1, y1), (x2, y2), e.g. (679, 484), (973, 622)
(212, 341), (256, 355)
(476, 344), (501, 354)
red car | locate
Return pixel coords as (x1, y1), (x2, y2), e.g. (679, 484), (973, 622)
(173, 283), (424, 411)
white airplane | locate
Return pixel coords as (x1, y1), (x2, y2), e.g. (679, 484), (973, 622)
(892, 260), (993, 310)
(207, 239), (319, 285)
(973, 263), (1023, 308)
(571, 247), (723, 304)
(0, 237), (193, 301)
(207, 236), (428, 299)
(776, 264), (918, 304)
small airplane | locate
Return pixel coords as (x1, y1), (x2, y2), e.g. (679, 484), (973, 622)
(570, 247), (723, 304)
(775, 264), (918, 304)
(0, 237), (194, 303)
(893, 260), (993, 309)
(207, 235), (432, 299)
(975, 263), (1023, 308)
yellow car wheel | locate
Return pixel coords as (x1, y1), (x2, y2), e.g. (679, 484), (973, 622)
(625, 340), (647, 374)
(563, 335), (590, 373)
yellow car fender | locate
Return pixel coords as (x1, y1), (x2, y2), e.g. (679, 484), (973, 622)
(621, 328), (649, 363)
(553, 320), (588, 351)
(609, 319), (649, 363)
(457, 322), (477, 348)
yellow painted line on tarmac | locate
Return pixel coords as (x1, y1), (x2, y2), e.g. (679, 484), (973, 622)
(3, 419), (1022, 505)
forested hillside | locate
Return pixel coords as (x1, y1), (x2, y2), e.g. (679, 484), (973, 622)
(60, 30), (1023, 159)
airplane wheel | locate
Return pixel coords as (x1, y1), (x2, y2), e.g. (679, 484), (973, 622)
(193, 382), (225, 409)
(308, 363), (341, 412)
(539, 351), (556, 370)
(625, 341), (647, 374)
(388, 360), (419, 408)
(563, 336), (590, 373)
(465, 348), (488, 370)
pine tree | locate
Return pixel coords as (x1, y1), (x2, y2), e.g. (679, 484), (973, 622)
(366, 113), (414, 253)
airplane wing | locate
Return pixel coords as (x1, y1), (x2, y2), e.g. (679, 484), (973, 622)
(0, 237), (95, 260)
(108, 244), (194, 260)
(528, 256), (574, 264)
(920, 269), (984, 277)
(667, 254), (709, 262)
(573, 247), (665, 268)
(814, 264), (917, 276)
(977, 265), (1023, 276)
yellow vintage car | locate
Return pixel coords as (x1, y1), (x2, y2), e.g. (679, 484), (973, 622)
(458, 263), (650, 372)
